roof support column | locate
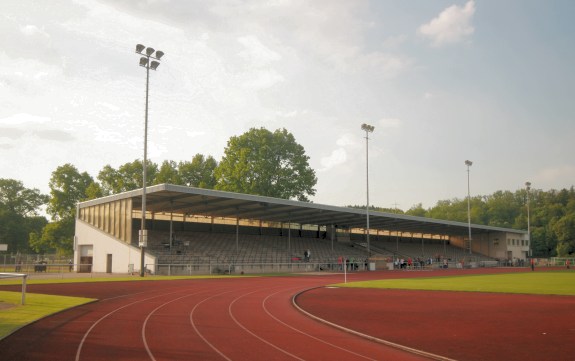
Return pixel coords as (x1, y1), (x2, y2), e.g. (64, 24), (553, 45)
(235, 214), (239, 254)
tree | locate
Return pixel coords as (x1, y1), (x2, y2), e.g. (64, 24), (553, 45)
(156, 160), (181, 185)
(35, 164), (96, 255)
(47, 164), (95, 220)
(405, 203), (426, 217)
(30, 218), (74, 255)
(0, 179), (48, 253)
(553, 213), (575, 256)
(179, 154), (217, 188)
(215, 128), (317, 201)
(0, 179), (48, 217)
(98, 160), (159, 195)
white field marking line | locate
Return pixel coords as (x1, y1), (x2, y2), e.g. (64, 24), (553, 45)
(262, 287), (379, 361)
(142, 288), (212, 361)
(292, 287), (457, 361)
(189, 289), (235, 361)
(228, 286), (305, 361)
(75, 289), (186, 361)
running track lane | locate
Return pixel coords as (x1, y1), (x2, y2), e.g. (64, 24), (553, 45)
(0, 274), (435, 361)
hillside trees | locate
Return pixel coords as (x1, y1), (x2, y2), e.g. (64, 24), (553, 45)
(398, 186), (575, 257)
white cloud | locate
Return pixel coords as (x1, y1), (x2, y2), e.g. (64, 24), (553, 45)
(0, 113), (51, 125)
(319, 148), (347, 172)
(238, 35), (282, 67)
(336, 134), (354, 147)
(537, 165), (575, 183)
(419, 0), (475, 46)
(20, 25), (49, 38)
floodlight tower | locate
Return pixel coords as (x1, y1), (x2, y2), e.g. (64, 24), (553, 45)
(135, 44), (164, 277)
(525, 181), (531, 257)
(361, 123), (375, 259)
(465, 160), (473, 254)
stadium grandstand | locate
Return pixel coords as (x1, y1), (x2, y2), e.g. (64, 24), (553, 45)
(74, 184), (529, 274)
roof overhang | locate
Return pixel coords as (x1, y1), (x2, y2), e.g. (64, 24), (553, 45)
(78, 184), (527, 237)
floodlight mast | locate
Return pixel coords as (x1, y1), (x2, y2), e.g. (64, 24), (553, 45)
(361, 123), (375, 260)
(135, 44), (164, 277)
(525, 181), (531, 257)
(465, 160), (473, 254)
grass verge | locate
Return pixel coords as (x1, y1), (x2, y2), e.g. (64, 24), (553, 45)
(333, 271), (575, 296)
(0, 291), (95, 339)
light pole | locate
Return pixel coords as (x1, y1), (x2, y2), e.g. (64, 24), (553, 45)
(135, 44), (164, 277)
(361, 123), (375, 259)
(465, 160), (473, 254)
(525, 181), (531, 257)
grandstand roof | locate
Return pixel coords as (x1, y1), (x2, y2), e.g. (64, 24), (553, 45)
(79, 183), (527, 236)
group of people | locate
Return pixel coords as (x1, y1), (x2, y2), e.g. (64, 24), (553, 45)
(394, 257), (435, 270)
(336, 256), (366, 271)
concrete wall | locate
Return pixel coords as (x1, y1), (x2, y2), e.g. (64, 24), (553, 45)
(75, 220), (156, 274)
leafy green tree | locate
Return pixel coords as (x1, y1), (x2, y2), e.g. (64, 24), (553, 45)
(215, 128), (317, 201)
(47, 164), (95, 220)
(553, 213), (575, 256)
(33, 164), (96, 255)
(98, 160), (158, 195)
(156, 160), (181, 184)
(405, 203), (426, 217)
(0, 179), (48, 253)
(484, 191), (521, 228)
(179, 154), (217, 188)
(0, 179), (48, 217)
(85, 182), (103, 200)
(30, 218), (74, 255)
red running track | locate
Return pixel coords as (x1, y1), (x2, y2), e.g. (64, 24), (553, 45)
(0, 272), (433, 361)
(1, 268), (572, 361)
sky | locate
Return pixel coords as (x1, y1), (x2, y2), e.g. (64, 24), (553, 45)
(1, 0), (574, 211)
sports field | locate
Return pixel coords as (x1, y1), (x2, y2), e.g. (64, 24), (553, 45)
(0, 267), (573, 360)
(334, 271), (575, 295)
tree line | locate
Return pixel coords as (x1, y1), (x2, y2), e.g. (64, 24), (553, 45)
(0, 128), (317, 256)
(1, 126), (573, 258)
(349, 187), (575, 258)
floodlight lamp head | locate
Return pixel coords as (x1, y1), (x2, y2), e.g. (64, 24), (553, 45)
(136, 44), (145, 53)
(465, 160), (473, 167)
(150, 60), (160, 70)
(155, 50), (164, 60)
(139, 57), (148, 67)
(145, 47), (155, 56)
(525, 181), (531, 189)
(361, 123), (374, 133)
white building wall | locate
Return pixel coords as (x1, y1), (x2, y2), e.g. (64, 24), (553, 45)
(75, 220), (156, 274)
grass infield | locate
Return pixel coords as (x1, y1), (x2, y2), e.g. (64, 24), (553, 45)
(333, 271), (575, 295)
(0, 292), (95, 339)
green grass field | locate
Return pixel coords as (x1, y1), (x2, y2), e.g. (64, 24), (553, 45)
(0, 291), (95, 338)
(334, 271), (575, 296)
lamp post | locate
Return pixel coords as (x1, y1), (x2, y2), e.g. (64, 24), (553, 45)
(135, 44), (164, 277)
(361, 123), (375, 259)
(525, 181), (531, 257)
(465, 160), (473, 254)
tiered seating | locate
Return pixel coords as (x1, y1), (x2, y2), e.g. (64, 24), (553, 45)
(370, 239), (496, 264)
(144, 230), (369, 266)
